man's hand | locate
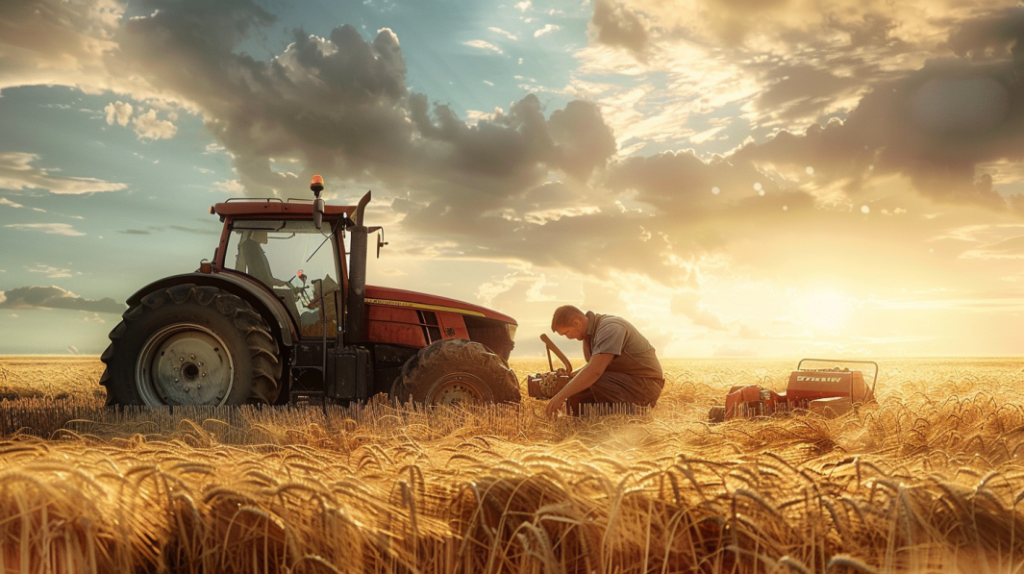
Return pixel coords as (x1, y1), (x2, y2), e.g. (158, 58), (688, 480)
(542, 353), (614, 420)
(544, 397), (565, 419)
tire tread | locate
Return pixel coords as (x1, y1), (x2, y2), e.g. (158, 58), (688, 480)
(99, 284), (282, 405)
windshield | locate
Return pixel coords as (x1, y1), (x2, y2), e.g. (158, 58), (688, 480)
(225, 219), (341, 337)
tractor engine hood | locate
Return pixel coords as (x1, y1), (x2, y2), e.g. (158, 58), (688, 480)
(364, 285), (517, 325)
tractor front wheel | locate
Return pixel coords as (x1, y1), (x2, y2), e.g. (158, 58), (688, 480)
(99, 284), (282, 406)
(391, 339), (521, 406)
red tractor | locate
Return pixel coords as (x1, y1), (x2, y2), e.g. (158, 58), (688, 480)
(99, 177), (521, 406)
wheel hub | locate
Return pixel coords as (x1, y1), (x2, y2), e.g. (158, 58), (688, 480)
(427, 372), (486, 405)
(136, 324), (233, 406)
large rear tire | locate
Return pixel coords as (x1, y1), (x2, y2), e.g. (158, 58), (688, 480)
(99, 284), (282, 406)
(391, 339), (521, 405)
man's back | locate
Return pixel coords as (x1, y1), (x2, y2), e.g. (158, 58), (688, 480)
(587, 313), (663, 381)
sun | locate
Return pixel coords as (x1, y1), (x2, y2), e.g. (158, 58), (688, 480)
(796, 289), (853, 332)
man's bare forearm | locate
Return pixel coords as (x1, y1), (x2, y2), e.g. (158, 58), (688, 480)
(550, 363), (601, 404)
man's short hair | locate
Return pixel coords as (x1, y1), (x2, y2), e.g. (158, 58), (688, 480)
(551, 305), (585, 331)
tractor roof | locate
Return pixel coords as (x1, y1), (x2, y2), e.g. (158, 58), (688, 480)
(212, 198), (356, 220)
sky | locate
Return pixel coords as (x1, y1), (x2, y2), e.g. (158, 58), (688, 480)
(1, 0), (1023, 358)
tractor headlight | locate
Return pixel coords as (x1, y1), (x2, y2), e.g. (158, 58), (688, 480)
(506, 323), (517, 342)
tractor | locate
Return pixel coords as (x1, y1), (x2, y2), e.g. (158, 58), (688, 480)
(98, 176), (521, 407)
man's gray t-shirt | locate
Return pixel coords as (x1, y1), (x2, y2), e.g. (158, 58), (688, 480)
(585, 312), (663, 380)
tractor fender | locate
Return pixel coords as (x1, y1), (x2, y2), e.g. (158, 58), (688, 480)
(125, 273), (295, 348)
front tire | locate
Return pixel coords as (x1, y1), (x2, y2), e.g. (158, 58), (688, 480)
(99, 284), (282, 406)
(391, 339), (521, 405)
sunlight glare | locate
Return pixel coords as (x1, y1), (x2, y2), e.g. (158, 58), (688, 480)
(796, 290), (853, 332)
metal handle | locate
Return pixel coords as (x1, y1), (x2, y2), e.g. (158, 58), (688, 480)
(797, 358), (880, 397)
(540, 334), (572, 373)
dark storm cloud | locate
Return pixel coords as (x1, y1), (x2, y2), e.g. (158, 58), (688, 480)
(0, 286), (124, 313)
(947, 7), (1024, 62)
(752, 65), (859, 123)
(393, 147), (819, 285)
(608, 150), (785, 209)
(409, 94), (617, 187)
(605, 150), (818, 238)
(117, 2), (411, 196)
(736, 49), (1024, 210)
(113, 0), (620, 217)
(590, 0), (649, 57)
(396, 196), (674, 281)
(827, 13), (899, 49)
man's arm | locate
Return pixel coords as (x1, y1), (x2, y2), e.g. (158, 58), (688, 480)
(545, 353), (614, 418)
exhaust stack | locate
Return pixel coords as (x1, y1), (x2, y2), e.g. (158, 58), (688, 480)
(345, 191), (372, 343)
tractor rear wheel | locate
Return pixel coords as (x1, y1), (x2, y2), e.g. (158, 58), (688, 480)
(99, 284), (282, 406)
(391, 339), (520, 405)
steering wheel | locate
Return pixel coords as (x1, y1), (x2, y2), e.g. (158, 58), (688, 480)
(287, 271), (313, 307)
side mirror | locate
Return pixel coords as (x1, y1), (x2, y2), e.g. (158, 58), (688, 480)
(370, 227), (388, 258)
(313, 198), (325, 230)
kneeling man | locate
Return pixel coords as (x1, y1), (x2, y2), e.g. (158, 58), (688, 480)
(544, 305), (664, 418)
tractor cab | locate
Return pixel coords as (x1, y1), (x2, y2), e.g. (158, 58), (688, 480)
(223, 218), (343, 337)
(208, 195), (359, 343)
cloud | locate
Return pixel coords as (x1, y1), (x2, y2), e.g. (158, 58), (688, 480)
(945, 224), (1024, 259)
(163, 224), (219, 236)
(489, 27), (518, 41)
(0, 285), (124, 313)
(960, 235), (1024, 259)
(117, 224), (217, 236)
(590, 0), (648, 56)
(104, 101), (133, 126)
(721, 7), (1024, 211)
(0, 153), (126, 194)
(117, 15), (412, 197)
(671, 289), (727, 330)
(749, 64), (859, 125)
(608, 0), (973, 52)
(733, 46), (1024, 211)
(577, 0), (1023, 145)
(0, 197), (23, 208)
(0, 0), (124, 93)
(5, 223), (85, 236)
(28, 265), (74, 279)
(607, 149), (815, 211)
(534, 24), (561, 38)
(947, 7), (1024, 60)
(213, 179), (245, 194)
(409, 94), (617, 186)
(132, 109), (178, 140)
(0, 1), (760, 289)
(463, 40), (503, 54)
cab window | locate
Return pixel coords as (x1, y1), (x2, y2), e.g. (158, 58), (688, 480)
(225, 219), (341, 337)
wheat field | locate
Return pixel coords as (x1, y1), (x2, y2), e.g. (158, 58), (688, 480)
(0, 355), (1022, 573)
